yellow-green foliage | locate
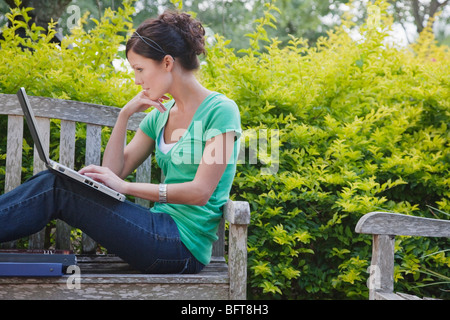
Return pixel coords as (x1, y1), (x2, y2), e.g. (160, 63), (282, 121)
(0, 0), (139, 106)
(0, 0), (449, 299)
(201, 0), (449, 299)
(0, 0), (140, 181)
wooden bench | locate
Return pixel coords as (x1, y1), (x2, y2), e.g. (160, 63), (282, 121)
(0, 93), (251, 300)
(355, 211), (450, 300)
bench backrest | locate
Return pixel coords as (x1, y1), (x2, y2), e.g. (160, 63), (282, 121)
(0, 93), (224, 255)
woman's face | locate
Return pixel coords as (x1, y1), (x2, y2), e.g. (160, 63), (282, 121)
(127, 50), (172, 100)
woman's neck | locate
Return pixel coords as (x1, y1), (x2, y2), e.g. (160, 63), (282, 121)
(169, 69), (211, 114)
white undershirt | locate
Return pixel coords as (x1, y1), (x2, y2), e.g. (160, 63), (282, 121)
(158, 126), (176, 154)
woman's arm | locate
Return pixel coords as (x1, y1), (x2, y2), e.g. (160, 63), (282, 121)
(102, 110), (134, 178)
(81, 131), (236, 206)
(102, 91), (167, 178)
(126, 132), (236, 205)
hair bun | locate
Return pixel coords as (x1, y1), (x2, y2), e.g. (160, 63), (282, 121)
(160, 11), (206, 56)
(127, 10), (206, 70)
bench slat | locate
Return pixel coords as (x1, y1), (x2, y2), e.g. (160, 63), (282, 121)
(212, 217), (225, 257)
(0, 280), (229, 300)
(59, 120), (76, 168)
(5, 115), (23, 193)
(32, 117), (50, 175)
(0, 94), (144, 130)
(82, 124), (103, 253)
(0, 255), (231, 299)
(2, 115), (24, 249)
(29, 117), (50, 250)
(135, 155), (152, 208)
(85, 124), (102, 166)
(56, 120), (76, 251)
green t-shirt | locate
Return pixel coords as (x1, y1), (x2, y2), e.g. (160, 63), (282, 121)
(139, 92), (242, 265)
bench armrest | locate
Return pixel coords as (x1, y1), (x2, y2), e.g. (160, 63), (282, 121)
(224, 200), (251, 225)
(355, 212), (450, 299)
(223, 200), (251, 300)
(355, 211), (450, 237)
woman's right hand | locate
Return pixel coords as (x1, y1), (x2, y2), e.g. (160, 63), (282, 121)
(122, 90), (169, 117)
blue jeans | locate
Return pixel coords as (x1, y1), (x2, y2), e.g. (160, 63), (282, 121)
(0, 170), (204, 274)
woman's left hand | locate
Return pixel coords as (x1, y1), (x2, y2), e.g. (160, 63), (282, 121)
(79, 165), (128, 194)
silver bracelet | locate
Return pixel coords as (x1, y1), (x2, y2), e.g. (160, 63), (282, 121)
(159, 184), (167, 203)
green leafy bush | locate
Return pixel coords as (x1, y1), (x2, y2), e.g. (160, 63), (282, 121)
(0, 0), (138, 105)
(0, 0), (449, 299)
(0, 0), (140, 183)
(201, 0), (449, 299)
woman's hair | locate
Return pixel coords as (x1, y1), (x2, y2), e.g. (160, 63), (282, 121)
(126, 11), (206, 71)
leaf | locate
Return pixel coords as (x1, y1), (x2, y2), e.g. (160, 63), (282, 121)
(281, 267), (300, 280)
(251, 261), (272, 278)
(260, 280), (282, 295)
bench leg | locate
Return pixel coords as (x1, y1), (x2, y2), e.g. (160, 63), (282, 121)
(369, 234), (395, 300)
(228, 224), (248, 300)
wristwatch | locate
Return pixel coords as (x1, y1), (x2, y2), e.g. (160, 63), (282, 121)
(159, 183), (167, 203)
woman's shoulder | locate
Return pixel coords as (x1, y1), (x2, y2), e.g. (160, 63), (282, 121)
(205, 92), (239, 113)
(200, 92), (241, 133)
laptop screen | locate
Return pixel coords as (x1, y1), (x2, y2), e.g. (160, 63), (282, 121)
(16, 87), (50, 165)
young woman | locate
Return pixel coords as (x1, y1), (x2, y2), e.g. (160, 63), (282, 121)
(0, 11), (241, 274)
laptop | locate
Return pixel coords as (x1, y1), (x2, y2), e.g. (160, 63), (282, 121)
(17, 87), (126, 202)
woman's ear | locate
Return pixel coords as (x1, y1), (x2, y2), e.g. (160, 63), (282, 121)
(164, 55), (175, 71)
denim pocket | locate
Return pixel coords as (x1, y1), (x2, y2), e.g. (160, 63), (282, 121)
(145, 258), (190, 274)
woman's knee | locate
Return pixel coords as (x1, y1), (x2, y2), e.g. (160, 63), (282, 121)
(24, 170), (56, 187)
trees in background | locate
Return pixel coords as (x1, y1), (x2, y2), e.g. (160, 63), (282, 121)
(1, 0), (449, 48)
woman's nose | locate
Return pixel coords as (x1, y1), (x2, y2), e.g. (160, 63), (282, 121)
(135, 76), (143, 86)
